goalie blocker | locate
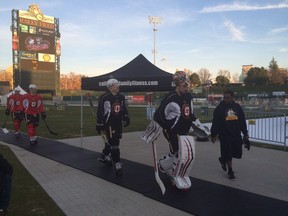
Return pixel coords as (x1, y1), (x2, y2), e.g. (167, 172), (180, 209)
(159, 135), (195, 190)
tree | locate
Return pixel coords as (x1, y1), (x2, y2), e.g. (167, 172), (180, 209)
(197, 68), (212, 84)
(218, 69), (231, 80)
(189, 73), (201, 88)
(244, 67), (269, 86)
(215, 75), (230, 86)
(269, 57), (284, 85)
(0, 65), (13, 88)
(281, 68), (288, 84)
(231, 73), (240, 83)
(60, 72), (85, 90)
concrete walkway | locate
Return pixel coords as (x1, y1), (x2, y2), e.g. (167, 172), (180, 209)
(1, 131), (288, 216)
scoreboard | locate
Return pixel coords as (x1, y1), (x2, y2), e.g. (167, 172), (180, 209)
(12, 4), (60, 94)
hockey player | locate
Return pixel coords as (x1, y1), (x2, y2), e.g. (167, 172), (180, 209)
(153, 71), (203, 190)
(96, 78), (130, 176)
(23, 84), (46, 145)
(5, 87), (24, 138)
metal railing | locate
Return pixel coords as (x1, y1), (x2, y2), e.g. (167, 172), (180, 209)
(193, 106), (287, 150)
(245, 111), (287, 150)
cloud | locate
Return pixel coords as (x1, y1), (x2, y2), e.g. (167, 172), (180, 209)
(200, 1), (288, 13)
(223, 20), (245, 41)
(279, 48), (288, 52)
(268, 26), (288, 35)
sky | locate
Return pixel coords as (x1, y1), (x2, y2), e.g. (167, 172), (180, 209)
(1, 0), (288, 78)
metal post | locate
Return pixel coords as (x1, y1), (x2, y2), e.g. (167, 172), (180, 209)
(153, 25), (156, 65)
(80, 90), (83, 148)
(285, 115), (287, 151)
(149, 16), (162, 65)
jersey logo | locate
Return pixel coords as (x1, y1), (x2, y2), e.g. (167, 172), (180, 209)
(31, 101), (37, 107)
(112, 102), (121, 115)
(16, 101), (21, 106)
(225, 109), (238, 121)
(182, 103), (190, 119)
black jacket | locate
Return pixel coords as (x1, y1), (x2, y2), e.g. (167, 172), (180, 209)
(96, 91), (129, 128)
(211, 100), (248, 138)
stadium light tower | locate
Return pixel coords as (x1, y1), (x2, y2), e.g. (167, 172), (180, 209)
(149, 16), (162, 65)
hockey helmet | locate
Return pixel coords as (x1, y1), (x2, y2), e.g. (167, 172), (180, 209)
(29, 84), (37, 89)
(14, 87), (20, 92)
(107, 78), (119, 88)
(173, 71), (190, 87)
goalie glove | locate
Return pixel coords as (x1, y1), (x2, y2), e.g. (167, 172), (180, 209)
(191, 118), (210, 139)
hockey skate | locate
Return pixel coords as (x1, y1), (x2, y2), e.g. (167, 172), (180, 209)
(15, 131), (20, 139)
(30, 139), (38, 145)
(98, 154), (112, 166)
(170, 176), (191, 191)
(114, 162), (122, 176)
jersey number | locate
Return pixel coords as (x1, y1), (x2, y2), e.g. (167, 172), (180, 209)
(112, 102), (121, 114)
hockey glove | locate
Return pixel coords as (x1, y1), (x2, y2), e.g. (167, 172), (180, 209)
(96, 123), (104, 135)
(243, 135), (250, 150)
(5, 109), (10, 116)
(123, 116), (130, 127)
(41, 112), (46, 120)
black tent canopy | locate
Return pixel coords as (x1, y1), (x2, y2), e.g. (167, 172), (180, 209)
(81, 54), (174, 92)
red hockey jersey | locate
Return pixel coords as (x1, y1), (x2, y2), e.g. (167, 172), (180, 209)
(23, 94), (45, 115)
(6, 94), (24, 113)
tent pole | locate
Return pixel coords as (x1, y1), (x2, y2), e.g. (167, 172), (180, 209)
(80, 90), (83, 149)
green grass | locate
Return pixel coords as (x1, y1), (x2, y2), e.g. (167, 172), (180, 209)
(0, 106), (151, 140)
(0, 144), (65, 216)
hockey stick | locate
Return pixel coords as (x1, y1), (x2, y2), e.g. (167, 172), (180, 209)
(43, 119), (58, 135)
(152, 141), (166, 195)
(86, 92), (96, 119)
(85, 93), (108, 143)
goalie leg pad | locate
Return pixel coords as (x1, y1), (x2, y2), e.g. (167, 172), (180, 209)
(158, 153), (174, 176)
(171, 135), (195, 190)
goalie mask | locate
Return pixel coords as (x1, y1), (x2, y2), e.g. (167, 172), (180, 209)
(173, 71), (190, 87)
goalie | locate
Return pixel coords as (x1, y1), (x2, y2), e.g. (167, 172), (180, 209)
(153, 71), (209, 190)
